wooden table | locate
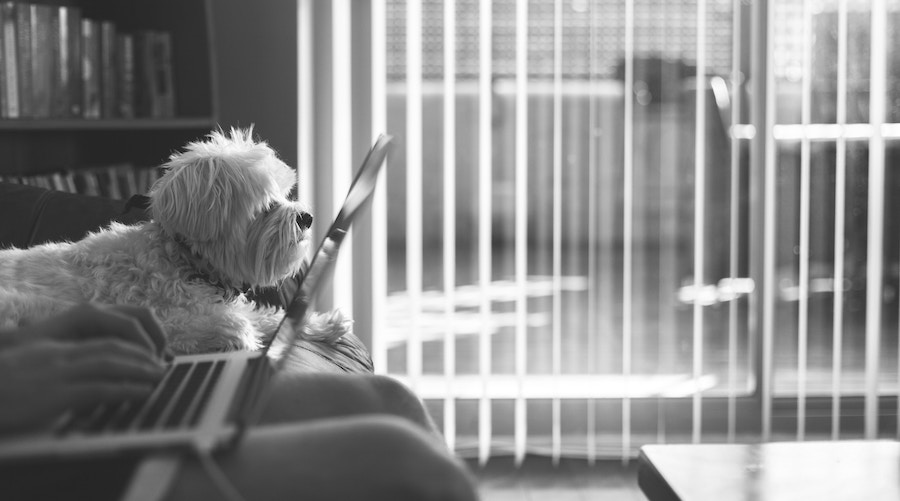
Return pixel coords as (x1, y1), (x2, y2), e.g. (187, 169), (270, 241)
(638, 440), (900, 501)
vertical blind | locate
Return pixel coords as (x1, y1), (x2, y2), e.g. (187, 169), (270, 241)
(299, 0), (900, 464)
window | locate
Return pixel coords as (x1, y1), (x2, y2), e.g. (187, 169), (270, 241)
(300, 0), (900, 463)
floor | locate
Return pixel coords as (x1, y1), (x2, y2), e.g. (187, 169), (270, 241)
(384, 244), (898, 395)
(470, 456), (646, 501)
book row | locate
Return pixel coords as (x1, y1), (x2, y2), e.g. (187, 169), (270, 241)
(0, 164), (162, 199)
(0, 2), (176, 119)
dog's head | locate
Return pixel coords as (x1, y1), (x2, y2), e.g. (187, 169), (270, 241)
(149, 127), (312, 289)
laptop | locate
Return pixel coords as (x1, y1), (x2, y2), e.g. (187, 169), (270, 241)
(0, 134), (393, 461)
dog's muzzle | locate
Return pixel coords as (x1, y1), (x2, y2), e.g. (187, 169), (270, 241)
(297, 212), (313, 230)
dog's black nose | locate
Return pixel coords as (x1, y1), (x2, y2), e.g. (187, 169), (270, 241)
(297, 212), (313, 230)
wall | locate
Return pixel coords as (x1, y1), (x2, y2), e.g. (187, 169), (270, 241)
(210, 0), (298, 169)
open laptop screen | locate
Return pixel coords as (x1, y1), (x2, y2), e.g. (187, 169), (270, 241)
(264, 134), (392, 369)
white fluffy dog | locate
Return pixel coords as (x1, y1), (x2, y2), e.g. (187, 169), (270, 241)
(0, 128), (350, 354)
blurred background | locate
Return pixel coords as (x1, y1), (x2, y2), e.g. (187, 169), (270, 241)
(309, 0), (900, 460)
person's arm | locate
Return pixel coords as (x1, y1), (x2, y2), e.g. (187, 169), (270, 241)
(0, 303), (169, 433)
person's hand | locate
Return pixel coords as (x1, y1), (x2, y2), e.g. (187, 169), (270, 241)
(0, 303), (169, 433)
(8, 302), (169, 358)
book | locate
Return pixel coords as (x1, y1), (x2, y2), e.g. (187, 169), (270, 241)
(135, 165), (150, 194)
(122, 164), (139, 197)
(0, 3), (5, 117)
(81, 18), (100, 118)
(15, 3), (32, 117)
(115, 33), (134, 118)
(34, 174), (52, 190)
(94, 167), (114, 198)
(134, 30), (176, 118)
(0, 2), (13, 118)
(51, 5), (82, 117)
(49, 5), (64, 116)
(148, 166), (162, 188)
(133, 31), (153, 117)
(62, 171), (77, 193)
(64, 7), (82, 117)
(50, 172), (67, 192)
(135, 165), (162, 194)
(104, 165), (124, 199)
(75, 169), (100, 196)
(99, 20), (116, 118)
(29, 3), (53, 118)
(151, 31), (175, 117)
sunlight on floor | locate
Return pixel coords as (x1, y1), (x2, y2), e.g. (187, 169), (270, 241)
(472, 456), (645, 501)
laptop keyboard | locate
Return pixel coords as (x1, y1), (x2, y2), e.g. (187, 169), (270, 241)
(57, 359), (226, 435)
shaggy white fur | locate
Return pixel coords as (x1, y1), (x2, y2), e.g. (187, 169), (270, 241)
(0, 128), (352, 354)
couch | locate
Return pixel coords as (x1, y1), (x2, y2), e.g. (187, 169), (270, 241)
(0, 181), (373, 374)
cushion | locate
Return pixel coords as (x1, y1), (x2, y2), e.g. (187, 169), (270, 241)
(0, 182), (146, 248)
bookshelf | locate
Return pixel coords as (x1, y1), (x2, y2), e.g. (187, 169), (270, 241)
(0, 0), (217, 195)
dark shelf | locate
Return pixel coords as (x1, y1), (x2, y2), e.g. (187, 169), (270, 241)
(1, 0), (216, 177)
(0, 118), (217, 132)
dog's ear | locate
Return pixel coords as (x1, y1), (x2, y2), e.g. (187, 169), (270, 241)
(150, 159), (236, 241)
